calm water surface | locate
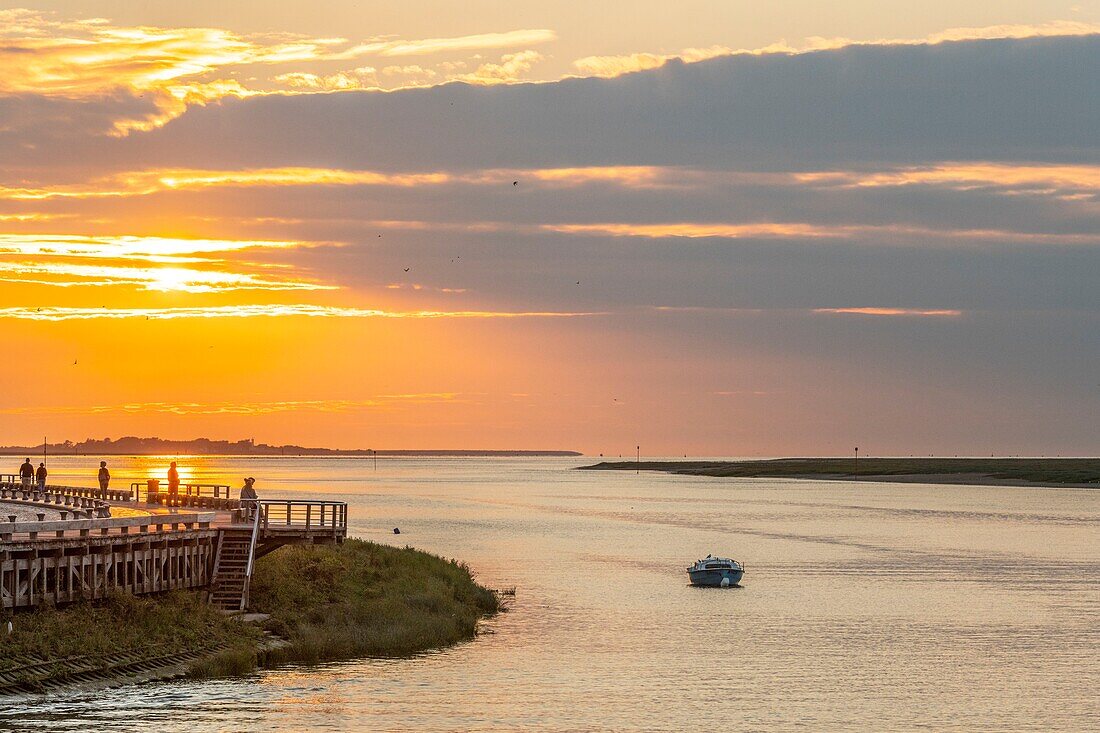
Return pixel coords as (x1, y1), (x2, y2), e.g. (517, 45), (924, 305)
(2, 456), (1097, 731)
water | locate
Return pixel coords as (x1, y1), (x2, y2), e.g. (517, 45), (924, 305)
(3, 456), (1097, 731)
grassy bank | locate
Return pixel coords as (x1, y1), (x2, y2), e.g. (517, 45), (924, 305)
(581, 458), (1100, 485)
(246, 538), (500, 667)
(0, 591), (261, 691)
(1, 539), (499, 689)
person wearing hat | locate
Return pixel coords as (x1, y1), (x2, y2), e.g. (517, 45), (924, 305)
(240, 477), (258, 519)
(35, 462), (47, 491)
(97, 461), (110, 498)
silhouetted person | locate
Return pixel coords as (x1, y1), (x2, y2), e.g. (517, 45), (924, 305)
(35, 463), (47, 491)
(240, 477), (258, 519)
(98, 461), (110, 498)
(18, 459), (33, 489)
(167, 461), (180, 498)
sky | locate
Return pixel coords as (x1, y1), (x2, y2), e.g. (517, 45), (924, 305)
(0, 1), (1098, 456)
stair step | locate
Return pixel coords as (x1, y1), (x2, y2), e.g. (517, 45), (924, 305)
(210, 530), (255, 610)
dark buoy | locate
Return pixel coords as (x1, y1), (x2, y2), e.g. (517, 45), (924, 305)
(393, 527), (401, 534)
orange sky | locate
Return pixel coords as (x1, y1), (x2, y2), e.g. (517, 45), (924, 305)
(1, 3), (1099, 455)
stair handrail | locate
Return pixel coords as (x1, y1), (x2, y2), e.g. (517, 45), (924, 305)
(242, 499), (263, 609)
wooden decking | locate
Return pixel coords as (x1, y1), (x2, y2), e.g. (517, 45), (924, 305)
(0, 481), (347, 611)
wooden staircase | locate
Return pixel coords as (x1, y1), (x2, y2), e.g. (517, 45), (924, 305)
(209, 529), (255, 612)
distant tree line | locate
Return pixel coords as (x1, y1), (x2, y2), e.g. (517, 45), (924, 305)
(0, 436), (580, 457)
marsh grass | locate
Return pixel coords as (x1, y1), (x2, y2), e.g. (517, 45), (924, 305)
(187, 645), (259, 679)
(582, 458), (1100, 484)
(0, 591), (260, 681)
(0, 539), (499, 687)
(250, 538), (500, 665)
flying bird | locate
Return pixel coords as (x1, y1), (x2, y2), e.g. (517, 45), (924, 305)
(513, 181), (518, 186)
(403, 267), (410, 272)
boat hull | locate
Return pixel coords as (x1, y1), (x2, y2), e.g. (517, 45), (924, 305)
(687, 567), (743, 587)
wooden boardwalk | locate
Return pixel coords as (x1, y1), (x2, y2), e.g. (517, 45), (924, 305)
(0, 481), (347, 611)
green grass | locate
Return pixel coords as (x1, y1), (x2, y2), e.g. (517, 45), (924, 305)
(0, 591), (259, 670)
(581, 458), (1100, 484)
(0, 591), (261, 689)
(249, 538), (500, 665)
(0, 539), (499, 687)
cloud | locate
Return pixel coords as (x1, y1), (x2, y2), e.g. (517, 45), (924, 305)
(0, 11), (556, 131)
(0, 165), (669, 205)
(541, 222), (1100, 245)
(338, 29), (555, 58)
(274, 67), (378, 91)
(457, 50), (545, 84)
(571, 21), (1100, 78)
(573, 46), (735, 78)
(795, 163), (1100, 194)
(0, 260), (333, 293)
(0, 305), (602, 321)
(0, 35), (1097, 330)
(523, 166), (666, 187)
(0, 233), (333, 291)
(0, 11), (304, 131)
(813, 307), (963, 317)
(124, 35), (1099, 175)
(545, 222), (853, 239)
(0, 394), (466, 416)
(0, 233), (312, 260)
(0, 168), (453, 201)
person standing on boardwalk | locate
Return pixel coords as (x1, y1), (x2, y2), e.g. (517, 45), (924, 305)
(35, 462), (47, 491)
(97, 461), (110, 498)
(18, 459), (34, 489)
(167, 461), (180, 499)
(240, 477), (258, 519)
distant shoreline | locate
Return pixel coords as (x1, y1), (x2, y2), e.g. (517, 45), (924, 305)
(0, 450), (582, 458)
(580, 458), (1100, 488)
(0, 436), (581, 457)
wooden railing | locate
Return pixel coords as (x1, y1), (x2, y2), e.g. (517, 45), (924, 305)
(0, 511), (215, 541)
(130, 481), (232, 503)
(0, 480), (131, 503)
(0, 484), (114, 516)
(258, 500), (347, 536)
